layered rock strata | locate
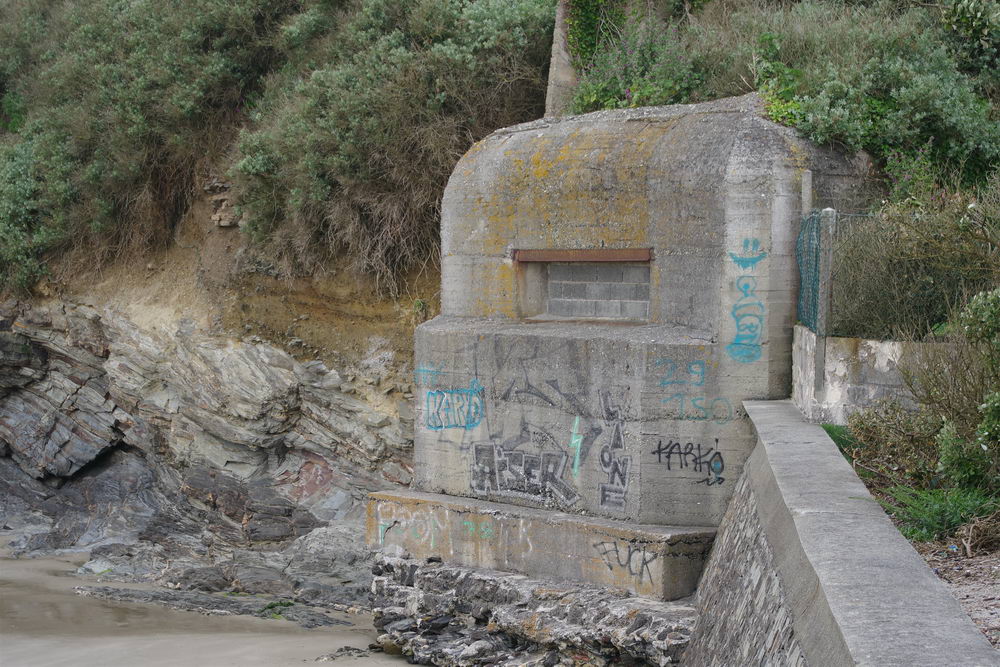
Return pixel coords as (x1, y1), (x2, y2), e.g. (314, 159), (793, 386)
(0, 297), (412, 609)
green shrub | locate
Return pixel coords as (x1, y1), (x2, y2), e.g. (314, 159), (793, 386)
(0, 0), (303, 292)
(793, 41), (999, 179)
(936, 420), (997, 491)
(234, 0), (554, 291)
(959, 287), (1000, 348)
(882, 485), (997, 541)
(847, 401), (942, 488)
(830, 174), (1000, 339)
(941, 0), (999, 99)
(571, 14), (700, 112)
(573, 0), (1000, 181)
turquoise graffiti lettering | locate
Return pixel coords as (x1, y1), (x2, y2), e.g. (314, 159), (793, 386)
(425, 379), (486, 430)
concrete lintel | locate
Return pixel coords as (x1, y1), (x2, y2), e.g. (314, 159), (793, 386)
(744, 399), (998, 666)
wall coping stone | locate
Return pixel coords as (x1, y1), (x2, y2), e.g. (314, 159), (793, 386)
(744, 400), (998, 666)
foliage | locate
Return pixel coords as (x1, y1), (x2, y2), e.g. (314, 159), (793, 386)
(791, 42), (999, 180)
(0, 0), (302, 291)
(959, 287), (1000, 348)
(902, 287), (1000, 494)
(882, 485), (998, 542)
(830, 174), (1000, 339)
(234, 0), (554, 291)
(941, 0), (999, 98)
(935, 420), (996, 491)
(571, 14), (700, 112)
(573, 0), (1000, 181)
(565, 0), (624, 67)
(0, 0), (554, 293)
(847, 401), (942, 488)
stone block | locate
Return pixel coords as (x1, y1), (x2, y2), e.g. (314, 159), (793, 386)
(414, 319), (766, 526)
(621, 300), (649, 320)
(623, 265), (650, 283)
(367, 490), (715, 600)
(594, 300), (622, 318)
(596, 264), (624, 282)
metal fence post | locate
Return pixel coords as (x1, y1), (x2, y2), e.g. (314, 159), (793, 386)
(812, 208), (837, 400)
(815, 208), (837, 337)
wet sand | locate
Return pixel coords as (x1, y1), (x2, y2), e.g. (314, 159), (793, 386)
(0, 550), (400, 667)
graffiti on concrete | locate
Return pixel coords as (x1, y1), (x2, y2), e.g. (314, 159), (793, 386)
(660, 393), (734, 424)
(598, 391), (632, 510)
(568, 416), (583, 478)
(378, 508), (447, 549)
(425, 379), (486, 430)
(726, 237), (767, 363)
(727, 276), (765, 363)
(413, 363), (445, 386)
(461, 519), (496, 540)
(470, 444), (580, 505)
(655, 358), (706, 387)
(728, 237), (768, 270)
(593, 540), (658, 583)
(650, 438), (725, 486)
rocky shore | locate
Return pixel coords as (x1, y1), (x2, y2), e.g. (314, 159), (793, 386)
(0, 296), (413, 620)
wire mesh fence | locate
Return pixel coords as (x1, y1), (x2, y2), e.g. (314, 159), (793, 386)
(796, 207), (994, 339)
(795, 209), (825, 334)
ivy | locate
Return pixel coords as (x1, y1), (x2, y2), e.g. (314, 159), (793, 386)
(565, 0), (623, 67)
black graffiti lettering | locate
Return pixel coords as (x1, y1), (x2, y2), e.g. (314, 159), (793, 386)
(650, 438), (725, 485)
(593, 541), (658, 583)
(470, 445), (580, 505)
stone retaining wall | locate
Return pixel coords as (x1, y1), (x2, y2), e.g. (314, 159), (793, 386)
(688, 400), (997, 666)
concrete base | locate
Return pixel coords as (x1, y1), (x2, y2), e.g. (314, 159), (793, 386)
(366, 490), (715, 600)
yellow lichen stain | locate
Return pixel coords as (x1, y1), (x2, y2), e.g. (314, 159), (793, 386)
(465, 122), (680, 264)
(471, 262), (517, 318)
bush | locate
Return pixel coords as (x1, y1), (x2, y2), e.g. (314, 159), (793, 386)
(572, 0), (1000, 181)
(0, 0), (302, 291)
(571, 14), (700, 112)
(941, 0), (999, 99)
(936, 420), (997, 491)
(883, 485), (998, 542)
(830, 174), (1000, 339)
(234, 0), (554, 292)
(847, 401), (942, 488)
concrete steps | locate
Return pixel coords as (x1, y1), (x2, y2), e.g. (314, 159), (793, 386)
(366, 490), (716, 600)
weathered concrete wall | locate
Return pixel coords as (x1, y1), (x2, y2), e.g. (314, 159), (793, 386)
(416, 95), (869, 527)
(687, 400), (998, 666)
(366, 489), (714, 600)
(792, 324), (920, 424)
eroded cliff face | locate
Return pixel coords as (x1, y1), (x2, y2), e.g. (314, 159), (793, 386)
(0, 185), (424, 609)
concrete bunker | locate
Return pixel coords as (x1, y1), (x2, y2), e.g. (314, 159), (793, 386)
(368, 94), (869, 599)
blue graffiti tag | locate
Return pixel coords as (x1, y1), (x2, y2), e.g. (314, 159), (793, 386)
(413, 363), (444, 386)
(655, 359), (706, 387)
(728, 238), (768, 270)
(425, 379), (485, 430)
(726, 276), (765, 363)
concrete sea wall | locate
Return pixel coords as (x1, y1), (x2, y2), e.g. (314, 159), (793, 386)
(687, 400), (997, 665)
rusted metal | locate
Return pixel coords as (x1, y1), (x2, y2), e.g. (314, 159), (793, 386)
(512, 248), (652, 263)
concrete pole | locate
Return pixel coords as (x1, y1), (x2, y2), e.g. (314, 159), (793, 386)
(544, 0), (579, 117)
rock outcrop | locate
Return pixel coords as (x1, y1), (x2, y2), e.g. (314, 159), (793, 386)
(370, 552), (697, 666)
(0, 297), (413, 608)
